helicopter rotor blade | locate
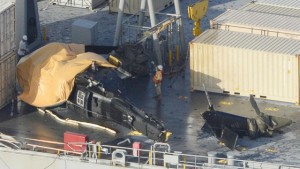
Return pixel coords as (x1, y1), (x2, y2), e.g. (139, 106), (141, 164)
(250, 95), (274, 129)
(203, 83), (215, 111)
(250, 95), (262, 116)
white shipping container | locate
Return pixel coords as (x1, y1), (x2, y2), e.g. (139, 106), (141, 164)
(0, 52), (16, 109)
(254, 0), (300, 10)
(210, 9), (300, 40)
(109, 0), (174, 14)
(0, 1), (15, 58)
(190, 29), (300, 104)
(240, 3), (300, 18)
(51, 0), (106, 10)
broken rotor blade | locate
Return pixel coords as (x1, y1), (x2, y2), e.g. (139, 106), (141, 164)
(114, 67), (132, 79)
(203, 83), (215, 111)
(250, 95), (274, 129)
(220, 127), (238, 150)
(250, 95), (262, 116)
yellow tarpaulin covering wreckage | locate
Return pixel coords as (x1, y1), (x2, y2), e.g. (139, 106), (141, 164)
(17, 42), (115, 107)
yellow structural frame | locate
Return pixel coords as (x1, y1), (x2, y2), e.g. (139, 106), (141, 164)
(188, 0), (209, 36)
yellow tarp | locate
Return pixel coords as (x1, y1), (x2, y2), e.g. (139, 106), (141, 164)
(17, 42), (115, 107)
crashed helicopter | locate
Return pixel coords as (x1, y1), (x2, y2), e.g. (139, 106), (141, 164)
(201, 85), (292, 149)
(66, 71), (172, 142)
(16, 42), (171, 142)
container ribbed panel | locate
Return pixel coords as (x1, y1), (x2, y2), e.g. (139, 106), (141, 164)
(240, 3), (300, 18)
(190, 29), (300, 103)
(255, 0), (300, 10)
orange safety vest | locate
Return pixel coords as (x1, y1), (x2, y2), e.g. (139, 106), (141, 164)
(153, 70), (163, 84)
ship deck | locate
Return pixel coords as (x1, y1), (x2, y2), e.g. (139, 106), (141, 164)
(1, 0), (300, 166)
(1, 70), (300, 165)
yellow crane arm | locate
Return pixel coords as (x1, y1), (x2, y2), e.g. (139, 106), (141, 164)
(188, 0), (209, 36)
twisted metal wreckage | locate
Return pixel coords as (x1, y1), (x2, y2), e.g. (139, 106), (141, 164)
(16, 43), (172, 142)
(202, 85), (293, 149)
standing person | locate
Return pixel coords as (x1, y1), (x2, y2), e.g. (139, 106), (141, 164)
(15, 35), (29, 103)
(153, 65), (163, 98)
(17, 35), (29, 63)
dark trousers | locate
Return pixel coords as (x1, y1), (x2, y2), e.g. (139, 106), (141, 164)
(16, 54), (25, 64)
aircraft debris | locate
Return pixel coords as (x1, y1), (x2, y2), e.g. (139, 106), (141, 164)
(201, 84), (292, 150)
(265, 147), (278, 153)
(235, 145), (248, 151)
(110, 43), (150, 77)
(16, 43), (171, 142)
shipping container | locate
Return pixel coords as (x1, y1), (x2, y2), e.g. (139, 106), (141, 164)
(51, 0), (106, 10)
(109, 0), (174, 14)
(0, 1), (15, 58)
(254, 0), (300, 10)
(240, 3), (300, 18)
(211, 9), (300, 40)
(0, 51), (16, 109)
(190, 29), (300, 104)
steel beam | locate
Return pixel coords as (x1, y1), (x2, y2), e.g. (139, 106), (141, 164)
(113, 0), (125, 46)
(147, 0), (163, 65)
(138, 0), (147, 27)
(173, 0), (186, 57)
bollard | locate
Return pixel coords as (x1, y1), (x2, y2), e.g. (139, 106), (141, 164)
(227, 151), (236, 166)
(207, 151), (217, 166)
(112, 149), (127, 167)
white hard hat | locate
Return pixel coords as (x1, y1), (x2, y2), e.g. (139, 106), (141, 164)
(157, 65), (163, 71)
(22, 35), (28, 41)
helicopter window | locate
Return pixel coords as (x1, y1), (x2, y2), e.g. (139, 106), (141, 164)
(93, 97), (98, 107)
(77, 90), (85, 107)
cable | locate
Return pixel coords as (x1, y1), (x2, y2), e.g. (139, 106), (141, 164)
(44, 155), (59, 169)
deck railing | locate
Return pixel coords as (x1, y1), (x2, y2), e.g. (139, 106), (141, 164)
(0, 136), (299, 169)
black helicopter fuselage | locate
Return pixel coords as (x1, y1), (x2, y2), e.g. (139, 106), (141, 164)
(66, 74), (170, 142)
(202, 110), (249, 138)
(201, 84), (292, 149)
